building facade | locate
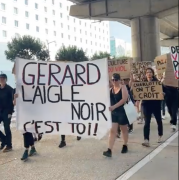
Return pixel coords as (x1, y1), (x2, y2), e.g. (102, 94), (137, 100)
(110, 37), (132, 57)
(0, 0), (110, 73)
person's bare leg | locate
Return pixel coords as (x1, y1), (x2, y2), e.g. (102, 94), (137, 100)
(109, 123), (118, 150)
(103, 123), (118, 157)
(120, 125), (129, 153)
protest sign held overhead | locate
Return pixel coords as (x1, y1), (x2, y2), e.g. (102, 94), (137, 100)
(170, 46), (179, 79)
(132, 81), (164, 100)
(132, 61), (152, 81)
(15, 58), (111, 139)
(154, 54), (167, 79)
(108, 58), (131, 80)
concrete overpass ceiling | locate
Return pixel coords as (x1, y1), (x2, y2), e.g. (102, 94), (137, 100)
(69, 0), (179, 46)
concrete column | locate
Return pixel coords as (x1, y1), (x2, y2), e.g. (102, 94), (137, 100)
(131, 16), (161, 62)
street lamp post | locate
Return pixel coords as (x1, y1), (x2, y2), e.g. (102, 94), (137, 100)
(46, 40), (56, 60)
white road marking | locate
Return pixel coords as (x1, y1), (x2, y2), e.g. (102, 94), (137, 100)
(116, 131), (178, 180)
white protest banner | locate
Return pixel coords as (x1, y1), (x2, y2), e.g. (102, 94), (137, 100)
(170, 46), (179, 79)
(15, 58), (111, 139)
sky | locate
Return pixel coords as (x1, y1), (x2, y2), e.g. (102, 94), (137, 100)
(109, 21), (131, 43)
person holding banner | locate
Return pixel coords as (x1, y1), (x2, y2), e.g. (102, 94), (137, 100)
(0, 74), (14, 152)
(103, 73), (129, 157)
(142, 68), (163, 147)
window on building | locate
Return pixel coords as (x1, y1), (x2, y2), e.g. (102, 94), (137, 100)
(59, 3), (62, 8)
(74, 37), (76, 41)
(85, 31), (87, 35)
(36, 26), (39, 32)
(74, 19), (75, 23)
(35, 3), (38, 9)
(54, 31), (56, 36)
(2, 17), (6, 24)
(14, 20), (18, 27)
(45, 29), (48, 34)
(80, 38), (82, 42)
(52, 10), (55, 15)
(95, 42), (97, 46)
(86, 40), (87, 44)
(74, 27), (76, 32)
(79, 20), (81, 25)
(90, 33), (92, 36)
(67, 16), (69, 20)
(60, 13), (62, 18)
(91, 41), (92, 45)
(14, 0), (17, 1)
(26, 23), (29, 29)
(52, 0), (54, 5)
(36, 14), (38, 20)
(45, 18), (47, 23)
(44, 7), (47, 12)
(2, 30), (7, 37)
(68, 25), (70, 30)
(68, 35), (70, 40)
(61, 23), (63, 28)
(80, 29), (82, 33)
(14, 7), (18, 14)
(61, 33), (63, 38)
(85, 23), (86, 27)
(25, 0), (28, 5)
(25, 11), (29, 17)
(53, 21), (55, 26)
(1, 3), (5, 10)
(67, 6), (69, 11)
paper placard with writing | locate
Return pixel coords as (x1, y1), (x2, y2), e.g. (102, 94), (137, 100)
(15, 58), (111, 139)
(170, 46), (179, 79)
(132, 61), (152, 81)
(164, 54), (178, 87)
(132, 81), (164, 100)
(108, 59), (131, 80)
(154, 54), (167, 79)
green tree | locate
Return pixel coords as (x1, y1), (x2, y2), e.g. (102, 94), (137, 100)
(55, 46), (88, 62)
(5, 35), (49, 61)
(91, 51), (110, 60)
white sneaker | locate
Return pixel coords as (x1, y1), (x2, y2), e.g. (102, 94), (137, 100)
(171, 125), (177, 132)
(158, 136), (163, 143)
(162, 115), (165, 120)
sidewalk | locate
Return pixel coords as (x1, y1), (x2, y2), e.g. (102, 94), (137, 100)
(129, 137), (178, 180)
(0, 117), (178, 180)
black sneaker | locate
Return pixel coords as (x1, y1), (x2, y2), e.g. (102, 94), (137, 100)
(103, 149), (112, 157)
(34, 137), (37, 142)
(21, 150), (28, 161)
(128, 129), (133, 134)
(77, 136), (81, 141)
(59, 141), (66, 148)
(121, 145), (128, 154)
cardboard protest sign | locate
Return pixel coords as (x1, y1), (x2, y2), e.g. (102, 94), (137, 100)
(164, 54), (178, 87)
(132, 61), (152, 81)
(15, 58), (111, 139)
(132, 81), (164, 100)
(108, 59), (131, 80)
(170, 46), (179, 79)
(154, 54), (167, 79)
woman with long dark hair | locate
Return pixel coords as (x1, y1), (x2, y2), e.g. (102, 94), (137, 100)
(142, 68), (163, 147)
(103, 73), (129, 157)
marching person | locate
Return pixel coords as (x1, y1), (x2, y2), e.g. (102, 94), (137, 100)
(59, 135), (81, 148)
(0, 74), (14, 152)
(13, 93), (37, 161)
(141, 68), (163, 147)
(103, 73), (129, 157)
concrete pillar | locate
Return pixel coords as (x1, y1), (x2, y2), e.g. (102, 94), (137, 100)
(131, 16), (161, 62)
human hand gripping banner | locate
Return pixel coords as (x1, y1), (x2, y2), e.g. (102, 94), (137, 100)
(15, 58), (112, 139)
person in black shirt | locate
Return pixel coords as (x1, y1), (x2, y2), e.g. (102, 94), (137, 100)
(141, 68), (163, 147)
(0, 74), (14, 152)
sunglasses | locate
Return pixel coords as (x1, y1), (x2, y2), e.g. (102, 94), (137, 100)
(112, 79), (119, 82)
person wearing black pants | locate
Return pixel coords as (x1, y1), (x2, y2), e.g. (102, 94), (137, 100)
(164, 86), (178, 131)
(141, 68), (163, 147)
(0, 74), (14, 152)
